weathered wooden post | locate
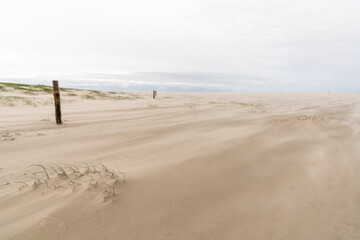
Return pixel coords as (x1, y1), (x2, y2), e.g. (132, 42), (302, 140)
(52, 80), (62, 124)
(153, 90), (157, 99)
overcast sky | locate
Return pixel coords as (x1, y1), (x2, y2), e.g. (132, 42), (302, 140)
(0, 0), (359, 92)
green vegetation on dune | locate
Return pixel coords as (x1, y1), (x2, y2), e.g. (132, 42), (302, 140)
(82, 94), (95, 99)
(60, 87), (72, 92)
(0, 82), (143, 103)
(0, 82), (74, 93)
(90, 90), (107, 97)
(0, 82), (29, 88)
(32, 85), (53, 93)
(0, 82), (30, 92)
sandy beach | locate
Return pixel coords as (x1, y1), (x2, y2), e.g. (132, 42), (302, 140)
(1, 83), (360, 239)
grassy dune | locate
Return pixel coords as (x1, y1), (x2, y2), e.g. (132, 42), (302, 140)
(0, 82), (142, 107)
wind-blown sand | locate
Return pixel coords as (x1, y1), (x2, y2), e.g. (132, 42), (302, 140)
(1, 85), (360, 239)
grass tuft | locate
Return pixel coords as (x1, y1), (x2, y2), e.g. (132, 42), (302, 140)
(18, 163), (125, 200)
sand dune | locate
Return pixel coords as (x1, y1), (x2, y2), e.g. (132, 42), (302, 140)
(0, 85), (360, 239)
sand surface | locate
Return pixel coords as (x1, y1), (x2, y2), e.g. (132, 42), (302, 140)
(1, 87), (360, 239)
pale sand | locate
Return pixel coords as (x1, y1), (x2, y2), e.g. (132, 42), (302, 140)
(0, 89), (360, 239)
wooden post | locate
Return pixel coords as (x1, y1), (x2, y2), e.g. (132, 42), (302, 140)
(52, 80), (62, 124)
(153, 90), (157, 99)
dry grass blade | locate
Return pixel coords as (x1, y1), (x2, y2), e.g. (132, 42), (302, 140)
(28, 164), (50, 179)
(49, 163), (68, 178)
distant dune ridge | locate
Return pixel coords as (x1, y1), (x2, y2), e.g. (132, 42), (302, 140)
(0, 82), (360, 239)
